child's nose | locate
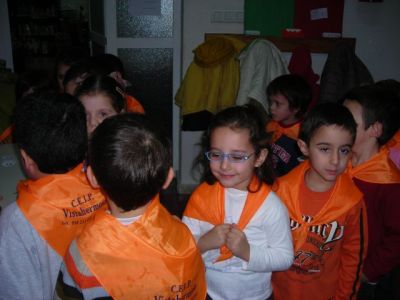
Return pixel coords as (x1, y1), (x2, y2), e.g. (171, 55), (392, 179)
(330, 152), (339, 165)
(220, 157), (230, 170)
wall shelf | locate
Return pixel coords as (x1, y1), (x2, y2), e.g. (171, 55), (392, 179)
(205, 33), (356, 53)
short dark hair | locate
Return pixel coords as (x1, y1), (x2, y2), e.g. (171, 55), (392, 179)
(344, 84), (400, 145)
(267, 74), (312, 118)
(62, 57), (108, 89)
(299, 103), (357, 145)
(12, 91), (87, 174)
(75, 75), (125, 113)
(196, 104), (275, 188)
(94, 53), (125, 76)
(89, 113), (172, 211)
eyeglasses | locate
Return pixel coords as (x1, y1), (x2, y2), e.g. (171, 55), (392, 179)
(205, 151), (254, 163)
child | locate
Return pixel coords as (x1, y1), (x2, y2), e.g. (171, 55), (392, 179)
(0, 91), (106, 299)
(75, 74), (126, 136)
(266, 74), (312, 176)
(54, 46), (88, 93)
(63, 57), (107, 95)
(95, 53), (145, 114)
(183, 105), (293, 300)
(374, 79), (400, 169)
(343, 85), (400, 299)
(56, 113), (206, 299)
(272, 103), (368, 299)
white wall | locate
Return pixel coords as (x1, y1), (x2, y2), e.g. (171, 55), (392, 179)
(343, 0), (400, 81)
(178, 0), (400, 191)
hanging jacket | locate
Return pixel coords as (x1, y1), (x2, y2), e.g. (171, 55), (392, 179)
(235, 39), (288, 112)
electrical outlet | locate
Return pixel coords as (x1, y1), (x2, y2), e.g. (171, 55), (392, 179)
(211, 10), (243, 23)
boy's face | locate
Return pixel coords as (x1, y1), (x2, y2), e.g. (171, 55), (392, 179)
(343, 99), (371, 154)
(269, 93), (299, 125)
(298, 125), (353, 191)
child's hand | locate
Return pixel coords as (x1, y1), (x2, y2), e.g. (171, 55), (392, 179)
(198, 224), (231, 253)
(226, 224), (250, 262)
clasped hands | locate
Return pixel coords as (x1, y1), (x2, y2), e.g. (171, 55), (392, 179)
(198, 223), (250, 262)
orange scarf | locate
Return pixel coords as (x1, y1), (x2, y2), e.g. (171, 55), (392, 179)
(17, 164), (107, 256)
(184, 178), (270, 262)
(125, 95), (145, 114)
(76, 196), (206, 300)
(266, 120), (300, 143)
(0, 125), (13, 143)
(348, 146), (400, 184)
(387, 130), (400, 149)
(275, 161), (363, 251)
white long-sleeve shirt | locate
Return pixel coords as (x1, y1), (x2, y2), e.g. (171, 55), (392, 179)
(183, 188), (293, 300)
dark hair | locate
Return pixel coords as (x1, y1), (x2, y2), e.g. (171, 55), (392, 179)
(62, 57), (108, 90)
(267, 74), (312, 118)
(374, 79), (400, 98)
(15, 68), (53, 101)
(12, 91), (87, 174)
(344, 84), (400, 145)
(196, 104), (275, 189)
(75, 75), (125, 113)
(94, 53), (125, 76)
(55, 46), (88, 67)
(299, 103), (357, 145)
(89, 113), (172, 211)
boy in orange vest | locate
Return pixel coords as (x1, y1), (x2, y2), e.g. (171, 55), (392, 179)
(0, 92), (106, 299)
(266, 74), (312, 176)
(55, 113), (206, 300)
(343, 85), (400, 300)
(273, 103), (368, 299)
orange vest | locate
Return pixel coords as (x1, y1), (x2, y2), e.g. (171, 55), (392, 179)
(387, 130), (400, 150)
(76, 196), (206, 300)
(273, 161), (366, 300)
(184, 178), (270, 262)
(275, 161), (363, 251)
(125, 94), (145, 114)
(17, 164), (107, 256)
(266, 120), (300, 143)
(0, 125), (13, 143)
(348, 146), (400, 184)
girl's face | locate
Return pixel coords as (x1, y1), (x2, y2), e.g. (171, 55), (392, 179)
(269, 93), (299, 125)
(79, 93), (118, 135)
(209, 126), (267, 191)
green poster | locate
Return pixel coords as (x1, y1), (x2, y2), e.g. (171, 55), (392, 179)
(244, 0), (294, 36)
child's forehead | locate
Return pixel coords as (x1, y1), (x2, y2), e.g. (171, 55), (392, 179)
(270, 92), (288, 102)
(310, 125), (353, 144)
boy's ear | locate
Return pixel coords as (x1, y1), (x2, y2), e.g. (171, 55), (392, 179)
(255, 148), (268, 167)
(86, 166), (100, 188)
(162, 167), (175, 190)
(20, 149), (40, 177)
(297, 139), (309, 156)
(370, 121), (383, 138)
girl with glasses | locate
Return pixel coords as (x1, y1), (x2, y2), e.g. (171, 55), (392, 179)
(183, 104), (293, 300)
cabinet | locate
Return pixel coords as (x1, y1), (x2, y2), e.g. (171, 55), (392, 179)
(8, 0), (60, 73)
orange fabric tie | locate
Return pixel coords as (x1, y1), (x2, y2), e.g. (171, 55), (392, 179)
(184, 177), (270, 262)
(266, 120), (300, 143)
(275, 161), (363, 251)
(17, 164), (107, 256)
(76, 196), (206, 300)
(347, 146), (400, 184)
(125, 95), (145, 114)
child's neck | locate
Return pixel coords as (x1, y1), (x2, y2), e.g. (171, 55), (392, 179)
(305, 169), (334, 192)
(351, 143), (380, 167)
(108, 199), (149, 218)
(279, 117), (300, 127)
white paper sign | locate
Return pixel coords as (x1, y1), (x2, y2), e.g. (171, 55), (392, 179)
(310, 7), (328, 21)
(128, 0), (161, 16)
